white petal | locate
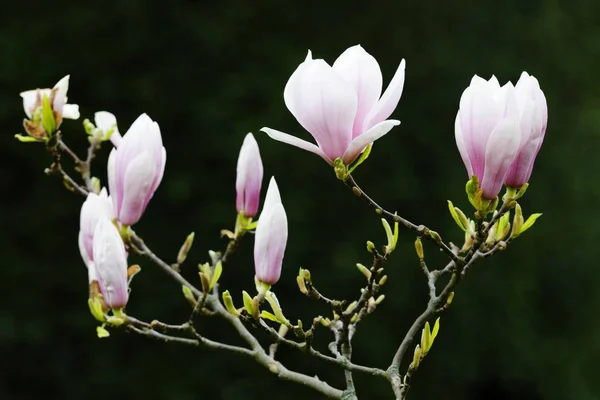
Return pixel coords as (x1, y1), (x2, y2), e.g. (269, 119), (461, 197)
(19, 90), (39, 119)
(93, 218), (128, 308)
(342, 119), (399, 165)
(52, 75), (70, 114)
(364, 59), (405, 131)
(332, 45), (383, 137)
(62, 104), (80, 120)
(261, 127), (332, 164)
(95, 111), (118, 134)
(262, 176), (282, 212)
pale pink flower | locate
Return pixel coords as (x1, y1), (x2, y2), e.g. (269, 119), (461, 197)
(236, 133), (264, 217)
(455, 75), (522, 199)
(262, 45), (405, 165)
(254, 177), (288, 285)
(107, 113), (166, 225)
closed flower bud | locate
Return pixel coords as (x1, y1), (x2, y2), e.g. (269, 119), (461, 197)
(262, 45), (405, 166)
(92, 218), (129, 309)
(504, 72), (548, 188)
(236, 133), (263, 217)
(455, 75), (522, 199)
(107, 113), (166, 226)
(254, 177), (288, 285)
(78, 188), (114, 269)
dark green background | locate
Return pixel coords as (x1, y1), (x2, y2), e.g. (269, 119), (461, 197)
(2, 1), (598, 399)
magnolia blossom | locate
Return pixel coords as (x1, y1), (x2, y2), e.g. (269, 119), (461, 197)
(504, 72), (548, 188)
(455, 75), (522, 199)
(78, 188), (114, 269)
(262, 45), (405, 165)
(94, 111), (121, 144)
(236, 133), (264, 217)
(107, 113), (166, 226)
(91, 218), (129, 309)
(20, 75), (80, 121)
(254, 177), (288, 285)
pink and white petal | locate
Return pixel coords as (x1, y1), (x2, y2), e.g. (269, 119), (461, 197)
(107, 148), (120, 218)
(459, 83), (501, 179)
(342, 119), (400, 165)
(363, 59), (405, 131)
(263, 177), (282, 212)
(332, 45), (383, 137)
(93, 218), (129, 308)
(283, 59), (356, 160)
(62, 104), (80, 120)
(261, 127), (332, 164)
(454, 113), (474, 177)
(119, 152), (156, 225)
(481, 118), (521, 199)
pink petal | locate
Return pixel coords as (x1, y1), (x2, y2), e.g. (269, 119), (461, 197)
(119, 152), (155, 225)
(481, 118), (521, 199)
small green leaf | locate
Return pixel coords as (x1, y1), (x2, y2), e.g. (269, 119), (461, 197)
(431, 317), (440, 342)
(411, 344), (422, 369)
(222, 290), (240, 317)
(260, 310), (280, 322)
(381, 218), (395, 253)
(448, 201), (466, 231)
(242, 290), (254, 316)
(519, 213), (542, 235)
(356, 263), (371, 280)
(421, 321), (432, 353)
(96, 325), (110, 338)
(210, 261), (223, 290)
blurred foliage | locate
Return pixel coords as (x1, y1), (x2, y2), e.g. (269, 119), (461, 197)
(2, 0), (599, 399)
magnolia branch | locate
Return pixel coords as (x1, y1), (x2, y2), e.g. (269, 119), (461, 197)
(343, 174), (463, 265)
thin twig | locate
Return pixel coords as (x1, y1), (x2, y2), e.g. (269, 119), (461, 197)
(344, 174), (462, 265)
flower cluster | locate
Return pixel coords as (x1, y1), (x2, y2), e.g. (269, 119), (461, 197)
(19, 44), (547, 326)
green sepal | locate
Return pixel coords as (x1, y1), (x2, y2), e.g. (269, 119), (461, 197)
(465, 176), (479, 207)
(333, 158), (348, 180)
(14, 133), (41, 143)
(210, 261), (223, 290)
(41, 94), (56, 135)
(347, 143), (372, 175)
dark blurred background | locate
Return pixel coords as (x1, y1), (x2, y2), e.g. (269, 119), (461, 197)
(1, 0), (598, 399)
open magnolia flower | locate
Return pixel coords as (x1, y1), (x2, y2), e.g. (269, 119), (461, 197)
(20, 75), (80, 122)
(262, 45), (405, 166)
